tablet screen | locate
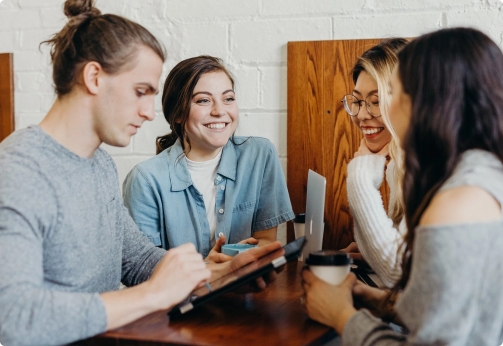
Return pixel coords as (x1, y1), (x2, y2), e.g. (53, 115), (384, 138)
(170, 237), (306, 315)
(193, 236), (305, 297)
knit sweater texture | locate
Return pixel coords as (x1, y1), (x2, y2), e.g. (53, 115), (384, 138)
(347, 155), (405, 287)
(343, 149), (503, 346)
(0, 126), (166, 345)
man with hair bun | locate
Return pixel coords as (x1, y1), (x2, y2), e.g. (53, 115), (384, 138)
(0, 1), (281, 345)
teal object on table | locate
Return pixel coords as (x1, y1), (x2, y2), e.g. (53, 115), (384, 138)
(221, 244), (258, 256)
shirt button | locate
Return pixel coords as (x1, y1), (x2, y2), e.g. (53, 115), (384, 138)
(220, 185), (225, 191)
(219, 208), (224, 214)
(216, 176), (222, 181)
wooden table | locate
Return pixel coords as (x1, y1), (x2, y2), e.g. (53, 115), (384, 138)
(83, 261), (337, 346)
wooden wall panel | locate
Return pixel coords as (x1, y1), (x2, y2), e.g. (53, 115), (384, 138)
(287, 39), (390, 250)
(0, 53), (14, 142)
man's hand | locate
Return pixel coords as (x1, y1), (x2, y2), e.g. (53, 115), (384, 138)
(101, 243), (211, 330)
(146, 243), (211, 311)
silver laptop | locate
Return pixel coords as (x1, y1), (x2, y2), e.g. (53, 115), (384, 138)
(302, 170), (326, 260)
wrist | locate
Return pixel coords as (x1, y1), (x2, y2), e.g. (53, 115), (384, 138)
(333, 306), (357, 335)
(207, 261), (231, 281)
(140, 280), (176, 313)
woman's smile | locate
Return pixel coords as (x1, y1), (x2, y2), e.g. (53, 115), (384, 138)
(203, 122), (229, 130)
(361, 126), (385, 138)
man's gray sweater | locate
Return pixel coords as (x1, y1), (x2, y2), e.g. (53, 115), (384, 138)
(0, 126), (165, 345)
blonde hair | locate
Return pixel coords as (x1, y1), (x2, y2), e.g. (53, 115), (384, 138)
(352, 38), (409, 228)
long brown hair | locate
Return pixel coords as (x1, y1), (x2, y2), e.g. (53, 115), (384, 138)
(42, 0), (165, 96)
(352, 38), (409, 228)
(156, 55), (236, 155)
(389, 28), (503, 301)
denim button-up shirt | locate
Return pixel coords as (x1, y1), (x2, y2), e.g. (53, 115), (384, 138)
(122, 137), (294, 257)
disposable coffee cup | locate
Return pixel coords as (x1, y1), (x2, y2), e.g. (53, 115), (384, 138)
(293, 213), (306, 239)
(305, 250), (351, 285)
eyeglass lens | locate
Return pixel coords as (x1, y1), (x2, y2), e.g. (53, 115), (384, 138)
(342, 94), (380, 117)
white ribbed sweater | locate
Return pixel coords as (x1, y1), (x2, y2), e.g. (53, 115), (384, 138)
(346, 155), (406, 288)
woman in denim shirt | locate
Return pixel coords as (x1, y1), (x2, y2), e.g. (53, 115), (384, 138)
(123, 56), (294, 261)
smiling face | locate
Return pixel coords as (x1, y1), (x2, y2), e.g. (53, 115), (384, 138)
(94, 46), (163, 147)
(389, 66), (412, 147)
(351, 71), (392, 153)
(183, 71), (238, 161)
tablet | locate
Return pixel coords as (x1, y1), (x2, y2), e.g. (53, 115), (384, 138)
(168, 236), (307, 317)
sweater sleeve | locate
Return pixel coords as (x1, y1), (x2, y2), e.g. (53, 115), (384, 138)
(342, 223), (495, 345)
(0, 164), (107, 346)
(119, 201), (166, 287)
(346, 155), (404, 287)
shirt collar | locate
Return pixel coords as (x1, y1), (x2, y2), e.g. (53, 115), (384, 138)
(217, 139), (237, 181)
(166, 139), (192, 192)
(166, 138), (237, 191)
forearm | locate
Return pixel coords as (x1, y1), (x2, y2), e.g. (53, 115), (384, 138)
(206, 261), (232, 281)
(333, 307), (357, 335)
(254, 226), (277, 246)
(100, 281), (162, 330)
(0, 287), (107, 345)
(347, 156), (402, 286)
(342, 310), (407, 346)
(353, 221), (402, 287)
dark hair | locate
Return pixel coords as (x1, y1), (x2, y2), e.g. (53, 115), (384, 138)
(391, 28), (503, 297)
(42, 0), (165, 96)
(352, 38), (409, 84)
(156, 55), (235, 155)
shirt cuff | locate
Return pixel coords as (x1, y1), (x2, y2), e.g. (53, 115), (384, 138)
(342, 309), (404, 346)
(253, 210), (295, 231)
(87, 293), (109, 338)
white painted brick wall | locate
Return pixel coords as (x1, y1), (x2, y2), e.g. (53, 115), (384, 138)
(231, 18), (332, 63)
(1, 0), (502, 245)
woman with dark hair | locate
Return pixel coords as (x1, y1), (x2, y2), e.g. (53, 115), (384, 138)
(123, 56), (294, 262)
(302, 27), (503, 345)
(342, 38), (409, 288)
(0, 1), (285, 344)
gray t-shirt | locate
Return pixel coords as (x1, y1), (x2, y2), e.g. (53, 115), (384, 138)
(343, 149), (503, 346)
(0, 126), (165, 345)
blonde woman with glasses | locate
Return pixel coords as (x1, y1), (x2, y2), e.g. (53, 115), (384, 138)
(340, 38), (408, 288)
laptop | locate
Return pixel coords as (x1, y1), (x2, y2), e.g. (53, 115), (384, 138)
(302, 169), (379, 287)
(302, 170), (326, 260)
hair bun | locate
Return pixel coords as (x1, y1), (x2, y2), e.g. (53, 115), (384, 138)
(64, 0), (101, 18)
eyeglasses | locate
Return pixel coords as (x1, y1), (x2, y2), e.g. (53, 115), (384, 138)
(340, 94), (381, 118)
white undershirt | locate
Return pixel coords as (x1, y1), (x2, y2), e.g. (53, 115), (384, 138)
(185, 150), (222, 247)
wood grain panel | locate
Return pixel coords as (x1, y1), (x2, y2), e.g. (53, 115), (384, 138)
(287, 39), (390, 250)
(0, 53), (14, 142)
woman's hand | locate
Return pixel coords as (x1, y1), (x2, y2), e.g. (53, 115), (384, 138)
(302, 269), (357, 334)
(352, 281), (400, 324)
(206, 241), (284, 292)
(354, 139), (390, 158)
(206, 235), (259, 263)
(229, 241), (284, 292)
(352, 280), (386, 315)
(339, 242), (364, 262)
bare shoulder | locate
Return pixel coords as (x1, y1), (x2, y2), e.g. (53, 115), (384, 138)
(420, 185), (502, 226)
